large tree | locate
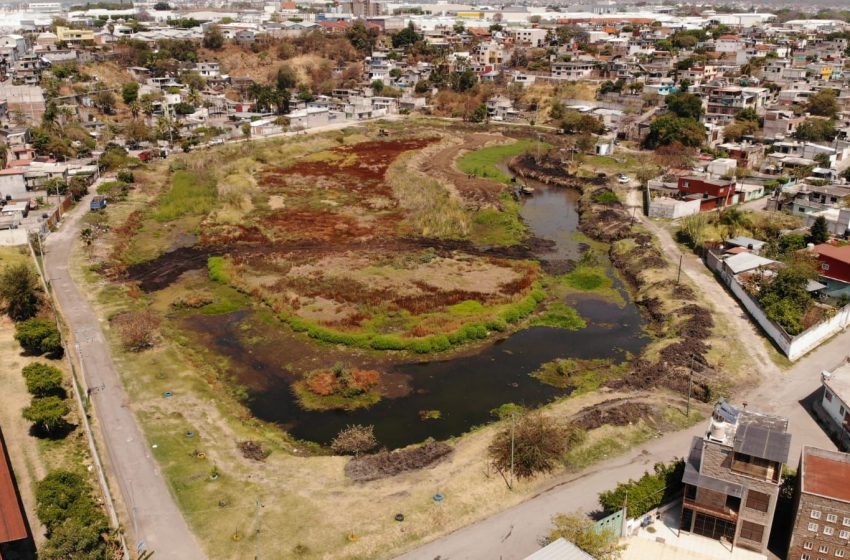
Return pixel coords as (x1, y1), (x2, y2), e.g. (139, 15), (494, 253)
(0, 263), (41, 321)
(806, 89), (839, 118)
(665, 92), (704, 120)
(644, 116), (705, 149)
(793, 118), (837, 142)
(23, 396), (69, 435)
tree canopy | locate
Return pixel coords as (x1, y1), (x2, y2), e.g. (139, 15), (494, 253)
(665, 92), (703, 120)
(793, 118), (837, 142)
(644, 116), (705, 149)
(549, 514), (625, 560)
(806, 89), (839, 118)
(0, 263), (41, 321)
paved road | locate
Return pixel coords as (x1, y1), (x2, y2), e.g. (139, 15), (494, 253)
(397, 191), (846, 560)
(44, 194), (205, 560)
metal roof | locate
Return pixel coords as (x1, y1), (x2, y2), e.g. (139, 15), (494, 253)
(723, 252), (777, 275)
(733, 422), (791, 464)
(524, 538), (596, 560)
(0, 426), (28, 544)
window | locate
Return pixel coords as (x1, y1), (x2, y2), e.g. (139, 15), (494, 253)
(740, 521), (765, 543)
(837, 550), (845, 558)
(844, 518), (850, 527)
(747, 490), (770, 513)
(801, 554), (810, 560)
(842, 406), (846, 417)
(828, 514), (838, 523)
(814, 511), (824, 519)
(821, 545), (830, 554)
(827, 391), (834, 402)
(840, 530), (849, 539)
(805, 542), (814, 550)
(810, 523), (820, 532)
(827, 527), (836, 536)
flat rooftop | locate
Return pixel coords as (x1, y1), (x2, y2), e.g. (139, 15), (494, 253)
(823, 362), (850, 406)
(802, 446), (850, 503)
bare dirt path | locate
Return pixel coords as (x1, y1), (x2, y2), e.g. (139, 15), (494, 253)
(44, 195), (205, 560)
(396, 188), (844, 560)
(420, 133), (510, 207)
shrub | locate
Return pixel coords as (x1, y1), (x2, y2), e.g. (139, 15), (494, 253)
(548, 513), (625, 560)
(598, 460), (685, 517)
(15, 318), (63, 357)
(116, 169), (135, 183)
(593, 190), (620, 205)
(22, 363), (64, 397)
(111, 310), (160, 351)
(35, 471), (109, 540)
(331, 425), (378, 456)
(370, 335), (407, 351)
(489, 413), (583, 483)
(0, 263), (41, 321)
(23, 396), (70, 435)
(207, 256), (229, 283)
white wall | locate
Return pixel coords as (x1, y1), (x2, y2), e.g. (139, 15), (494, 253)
(649, 197), (700, 219)
(707, 251), (850, 360)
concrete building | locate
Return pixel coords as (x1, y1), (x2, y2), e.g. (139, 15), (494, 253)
(787, 446), (850, 560)
(508, 28), (547, 47)
(55, 26), (94, 43)
(680, 399), (790, 554)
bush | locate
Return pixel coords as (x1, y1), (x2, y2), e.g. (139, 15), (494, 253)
(207, 256), (229, 283)
(0, 263), (41, 321)
(489, 413), (583, 483)
(22, 363), (64, 397)
(598, 460), (685, 517)
(95, 180), (130, 202)
(111, 310), (160, 351)
(15, 318), (63, 357)
(331, 425), (378, 456)
(35, 471), (109, 540)
(549, 513), (625, 560)
(116, 169), (135, 183)
(369, 335), (407, 351)
(23, 396), (70, 435)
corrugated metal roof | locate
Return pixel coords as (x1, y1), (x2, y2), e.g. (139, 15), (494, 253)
(723, 252), (777, 275)
(733, 423), (791, 464)
(524, 538), (596, 560)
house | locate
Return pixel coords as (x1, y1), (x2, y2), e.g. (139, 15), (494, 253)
(810, 243), (850, 296)
(194, 61), (221, 79)
(523, 537), (595, 560)
(787, 446), (850, 559)
(508, 28), (547, 47)
(818, 364), (850, 449)
(791, 185), (850, 216)
(0, 169), (27, 199)
(725, 237), (767, 255)
(0, 424), (32, 559)
(677, 176), (737, 211)
(804, 208), (850, 238)
(679, 400), (790, 554)
(702, 85), (769, 126)
(55, 26), (94, 43)
(551, 62), (596, 81)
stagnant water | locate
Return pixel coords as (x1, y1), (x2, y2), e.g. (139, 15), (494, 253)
(179, 181), (649, 448)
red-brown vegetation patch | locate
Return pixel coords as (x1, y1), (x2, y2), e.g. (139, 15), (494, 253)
(345, 441), (453, 482)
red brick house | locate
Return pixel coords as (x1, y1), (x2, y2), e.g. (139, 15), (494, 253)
(677, 176), (737, 211)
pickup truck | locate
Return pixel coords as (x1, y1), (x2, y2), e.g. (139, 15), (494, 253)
(90, 196), (107, 211)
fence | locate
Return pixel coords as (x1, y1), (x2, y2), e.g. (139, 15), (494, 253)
(706, 250), (850, 360)
(594, 507), (626, 539)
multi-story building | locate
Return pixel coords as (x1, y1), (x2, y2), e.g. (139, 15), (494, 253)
(680, 400), (791, 554)
(677, 176), (737, 211)
(788, 446), (850, 560)
(702, 85), (769, 126)
(55, 26), (95, 44)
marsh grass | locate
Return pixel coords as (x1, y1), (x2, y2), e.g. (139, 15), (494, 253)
(457, 139), (539, 184)
(154, 170), (218, 222)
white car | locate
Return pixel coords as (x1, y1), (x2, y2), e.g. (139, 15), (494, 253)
(617, 174), (630, 184)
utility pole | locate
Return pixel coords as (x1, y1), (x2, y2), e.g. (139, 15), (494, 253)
(676, 254), (683, 284)
(509, 415), (515, 490)
(687, 353), (695, 418)
(255, 498), (263, 560)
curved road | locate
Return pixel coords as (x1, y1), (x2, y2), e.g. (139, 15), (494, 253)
(45, 194), (205, 560)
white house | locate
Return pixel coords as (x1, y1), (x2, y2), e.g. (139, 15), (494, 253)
(820, 363), (850, 450)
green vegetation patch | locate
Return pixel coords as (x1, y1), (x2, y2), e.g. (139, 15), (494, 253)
(532, 358), (628, 393)
(531, 302), (586, 330)
(292, 365), (382, 411)
(207, 256), (229, 284)
(564, 421), (657, 471)
(154, 170), (218, 222)
(457, 139), (541, 184)
(471, 193), (527, 246)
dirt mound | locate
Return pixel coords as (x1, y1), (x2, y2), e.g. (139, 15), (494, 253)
(573, 400), (653, 431)
(345, 442), (453, 482)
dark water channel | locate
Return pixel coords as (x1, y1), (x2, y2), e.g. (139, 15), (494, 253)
(183, 181), (649, 448)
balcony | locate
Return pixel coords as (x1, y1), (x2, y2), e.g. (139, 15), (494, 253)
(683, 498), (739, 522)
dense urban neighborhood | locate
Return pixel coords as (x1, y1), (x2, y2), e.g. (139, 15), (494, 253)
(3, 1), (850, 560)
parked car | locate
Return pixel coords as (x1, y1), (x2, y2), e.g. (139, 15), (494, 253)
(90, 196), (107, 211)
(617, 174), (630, 184)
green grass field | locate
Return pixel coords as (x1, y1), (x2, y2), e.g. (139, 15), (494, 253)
(457, 139), (541, 184)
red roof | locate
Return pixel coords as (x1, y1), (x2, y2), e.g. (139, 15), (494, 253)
(812, 243), (850, 264)
(803, 447), (850, 503)
(0, 427), (28, 544)
(717, 35), (739, 40)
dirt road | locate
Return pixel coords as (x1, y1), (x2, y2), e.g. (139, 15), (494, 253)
(44, 195), (205, 560)
(396, 188), (845, 560)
